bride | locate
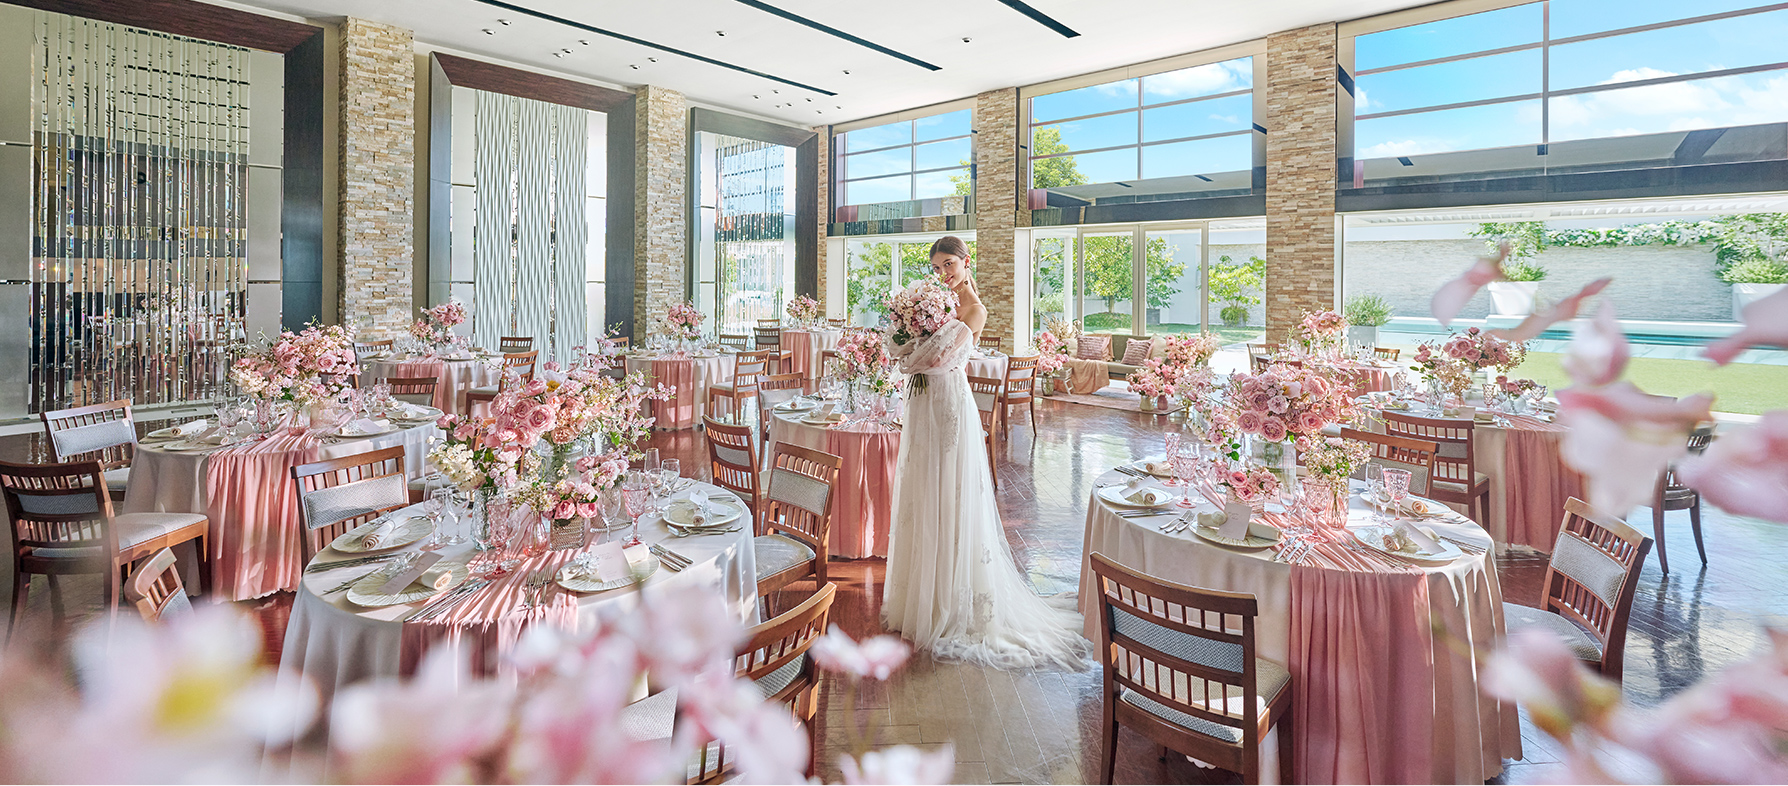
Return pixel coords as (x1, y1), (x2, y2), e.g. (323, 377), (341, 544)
(881, 236), (1089, 671)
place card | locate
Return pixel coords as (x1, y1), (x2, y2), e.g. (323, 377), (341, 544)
(1219, 500), (1253, 540)
(376, 551), (444, 594)
(1394, 520), (1443, 554)
(586, 541), (629, 583)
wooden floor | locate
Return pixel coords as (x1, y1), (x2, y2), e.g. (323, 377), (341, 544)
(6, 397), (1784, 784)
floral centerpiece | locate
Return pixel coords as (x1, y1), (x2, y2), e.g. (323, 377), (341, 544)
(886, 278), (959, 394)
(230, 323), (357, 407)
(1222, 363), (1359, 444)
(836, 329), (897, 398)
(1164, 332), (1223, 367)
(1293, 309), (1348, 357)
(1127, 359), (1179, 404)
(408, 299), (467, 348)
(1297, 435), (1373, 525)
(1441, 326), (1526, 372)
(1034, 329), (1070, 377)
(660, 301), (705, 343)
(786, 294), (821, 327)
(1222, 465), (1281, 507)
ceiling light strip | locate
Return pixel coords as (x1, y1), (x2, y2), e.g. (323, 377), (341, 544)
(995, 0), (1080, 38)
(732, 0), (941, 71)
(470, 0), (837, 96)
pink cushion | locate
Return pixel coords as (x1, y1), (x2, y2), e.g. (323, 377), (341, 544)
(1120, 338), (1153, 365)
(1076, 335), (1112, 361)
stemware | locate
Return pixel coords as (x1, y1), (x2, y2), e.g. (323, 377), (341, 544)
(431, 487), (464, 546)
(621, 471), (650, 548)
(1161, 433), (1182, 487)
(420, 487), (447, 548)
(1171, 449), (1198, 509)
(1383, 468), (1412, 522)
(644, 448), (661, 474)
(1363, 461), (1385, 521)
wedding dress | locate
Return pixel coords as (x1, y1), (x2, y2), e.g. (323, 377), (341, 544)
(881, 320), (1089, 671)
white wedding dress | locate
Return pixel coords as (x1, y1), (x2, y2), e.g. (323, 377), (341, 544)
(882, 320), (1090, 671)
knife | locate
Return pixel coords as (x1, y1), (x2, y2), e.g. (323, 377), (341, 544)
(650, 544), (692, 569)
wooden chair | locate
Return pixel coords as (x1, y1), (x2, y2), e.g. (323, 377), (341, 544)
(1651, 424), (1714, 574)
(1503, 497), (1652, 684)
(40, 399), (137, 498)
(755, 372), (808, 448)
(1339, 427), (1440, 496)
(826, 318), (846, 328)
(1379, 411), (1492, 527)
(1373, 347), (1400, 361)
(717, 333), (752, 352)
(756, 318), (782, 328)
(1003, 355), (1039, 437)
(1, 460), (210, 634)
(967, 375), (1004, 489)
(611, 335), (631, 348)
(979, 335), (1004, 351)
(123, 547), (193, 623)
(707, 351), (770, 424)
(384, 376), (440, 408)
(817, 350), (840, 379)
(353, 339), (393, 360)
(1249, 354), (1270, 373)
(754, 443), (842, 602)
(1246, 342), (1282, 357)
(466, 350), (541, 413)
(498, 336), (534, 354)
(754, 326), (783, 364)
(703, 417), (763, 518)
(289, 446), (409, 563)
(1088, 552), (1292, 785)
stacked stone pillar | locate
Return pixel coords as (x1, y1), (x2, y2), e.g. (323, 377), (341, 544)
(1264, 24), (1339, 341)
(338, 18), (415, 337)
(634, 85), (688, 328)
(973, 88), (1020, 345)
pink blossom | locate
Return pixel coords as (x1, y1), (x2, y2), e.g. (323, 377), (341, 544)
(1484, 628), (1621, 741)
(1259, 417), (1288, 442)
(1705, 286), (1788, 365)
(841, 744), (956, 785)
(1235, 410), (1266, 434)
(674, 671), (809, 783)
(1491, 277), (1614, 343)
(1557, 382), (1713, 514)
(1267, 395), (1289, 414)
(1431, 241), (1509, 326)
(1297, 412), (1325, 433)
(1563, 302), (1630, 388)
(811, 626), (911, 681)
(1678, 412), (1788, 524)
(331, 646), (511, 783)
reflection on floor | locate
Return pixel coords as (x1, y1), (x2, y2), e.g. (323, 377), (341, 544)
(2, 397), (1781, 784)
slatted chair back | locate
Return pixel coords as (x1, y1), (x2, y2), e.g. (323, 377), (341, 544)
(762, 444), (842, 558)
(757, 371), (805, 398)
(123, 547), (192, 623)
(756, 318), (781, 328)
(41, 399), (136, 470)
(732, 354), (770, 394)
(1378, 411), (1477, 492)
(610, 336), (631, 348)
(754, 326), (782, 351)
(702, 418), (761, 513)
(0, 460), (116, 565)
(826, 318), (846, 328)
(967, 375), (1003, 487)
(817, 349), (840, 379)
(498, 336), (534, 354)
(499, 350), (540, 390)
(353, 339), (393, 360)
(1249, 354), (1270, 373)
(1088, 552), (1275, 780)
(1005, 356), (1038, 399)
(979, 335), (1004, 351)
(1543, 497), (1652, 681)
(717, 333), (752, 351)
(1373, 347), (1400, 361)
(1247, 342), (1283, 357)
(1339, 426), (1439, 496)
(711, 582), (836, 781)
(384, 376), (439, 407)
(290, 446), (409, 563)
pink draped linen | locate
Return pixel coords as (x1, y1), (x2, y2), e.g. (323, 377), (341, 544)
(204, 430), (320, 601)
(399, 548), (581, 677)
(651, 358), (697, 429)
(1500, 414), (1582, 552)
(1062, 357), (1110, 394)
(823, 421), (901, 558)
(1335, 362), (1396, 397)
(783, 329), (842, 380)
(362, 357), (497, 414)
(377, 359), (450, 410)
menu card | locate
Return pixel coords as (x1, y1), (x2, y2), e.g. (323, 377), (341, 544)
(376, 551), (444, 594)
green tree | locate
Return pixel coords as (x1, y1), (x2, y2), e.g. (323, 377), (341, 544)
(951, 126), (1088, 196)
(1209, 254), (1265, 326)
(845, 242), (938, 321)
(1081, 236), (1185, 328)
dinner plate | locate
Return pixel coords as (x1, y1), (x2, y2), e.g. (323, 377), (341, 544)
(1349, 523), (1462, 564)
(390, 404), (443, 421)
(146, 423), (206, 441)
(345, 559), (472, 608)
(163, 437), (231, 452)
(1357, 490), (1439, 518)
(802, 413), (845, 425)
(1127, 458), (1178, 479)
(775, 399), (816, 413)
(1097, 484), (1176, 509)
(330, 515), (433, 554)
(663, 498), (744, 528)
(557, 554), (659, 593)
(337, 423), (395, 438)
(1192, 521), (1282, 550)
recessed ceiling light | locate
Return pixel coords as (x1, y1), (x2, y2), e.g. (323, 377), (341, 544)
(578, 39), (589, 45)
(560, 48), (572, 54)
(647, 57), (657, 62)
(842, 70), (851, 75)
(805, 98), (812, 102)
(498, 18), (510, 25)
(552, 51), (565, 58)
(629, 64), (641, 69)
(715, 30), (726, 36)
(961, 37), (972, 43)
(481, 28), (495, 35)
(772, 89), (779, 94)
(835, 105), (842, 109)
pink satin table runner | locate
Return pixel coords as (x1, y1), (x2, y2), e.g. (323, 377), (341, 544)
(651, 357), (697, 429)
(398, 549), (582, 677)
(823, 420), (901, 559)
(204, 429), (321, 601)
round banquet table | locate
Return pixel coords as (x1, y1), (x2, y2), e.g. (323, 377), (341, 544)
(1329, 359), (1400, 397)
(122, 422), (440, 601)
(279, 480), (758, 706)
(782, 328), (843, 380)
(1078, 469), (1519, 784)
(625, 352), (736, 430)
(767, 406), (900, 558)
(1363, 406), (1580, 552)
(965, 352), (1007, 382)
(361, 354), (498, 415)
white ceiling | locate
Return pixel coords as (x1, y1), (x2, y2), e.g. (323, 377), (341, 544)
(213, 0), (1436, 128)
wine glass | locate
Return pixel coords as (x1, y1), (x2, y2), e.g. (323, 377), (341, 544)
(421, 487), (448, 548)
(1383, 468), (1412, 522)
(1161, 433), (1182, 487)
(431, 487), (463, 546)
(661, 459), (681, 492)
(1364, 461), (1385, 521)
(1172, 449), (1198, 509)
(621, 471), (650, 547)
(644, 448), (661, 474)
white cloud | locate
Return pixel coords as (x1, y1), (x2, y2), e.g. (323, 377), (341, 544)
(1211, 114), (1241, 124)
(1356, 87), (1370, 111)
(1359, 138), (1456, 158)
(1143, 60), (1249, 99)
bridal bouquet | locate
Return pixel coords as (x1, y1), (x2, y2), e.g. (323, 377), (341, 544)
(409, 299), (468, 346)
(786, 294), (821, 325)
(660, 301), (705, 342)
(230, 323), (357, 406)
(886, 278), (958, 348)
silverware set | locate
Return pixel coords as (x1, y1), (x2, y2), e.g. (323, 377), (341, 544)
(1273, 539), (1315, 565)
(405, 577), (490, 622)
(325, 553), (415, 595)
(519, 571), (555, 611)
(305, 551), (404, 574)
(650, 544), (691, 572)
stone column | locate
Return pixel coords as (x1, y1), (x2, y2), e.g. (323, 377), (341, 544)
(633, 85), (687, 329)
(813, 126), (830, 313)
(337, 18), (414, 337)
(973, 88), (1019, 345)
(1265, 23), (1338, 341)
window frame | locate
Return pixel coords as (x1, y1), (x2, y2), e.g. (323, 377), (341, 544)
(832, 102), (974, 209)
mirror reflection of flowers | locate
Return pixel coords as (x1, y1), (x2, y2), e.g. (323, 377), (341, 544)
(660, 302), (705, 342)
(409, 299), (468, 346)
(230, 322), (357, 406)
(786, 294), (821, 325)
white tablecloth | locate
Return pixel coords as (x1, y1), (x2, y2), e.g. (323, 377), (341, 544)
(362, 356), (498, 415)
(280, 480), (758, 706)
(966, 353), (1008, 381)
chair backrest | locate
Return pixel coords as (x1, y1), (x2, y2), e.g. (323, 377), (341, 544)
(817, 350), (840, 378)
(498, 350), (541, 392)
(1373, 347), (1400, 361)
(1088, 552), (1265, 762)
(498, 336), (534, 354)
(354, 339), (393, 358)
(1544, 497), (1652, 680)
(41, 399), (136, 469)
(611, 335), (631, 348)
(1379, 411), (1477, 489)
(826, 318), (845, 328)
(966, 375), (1003, 431)
(1247, 342), (1283, 356)
(979, 336), (1004, 350)
(758, 371), (805, 394)
(384, 376), (439, 407)
(702, 417), (761, 508)
(0, 460), (117, 562)
(754, 327), (782, 349)
(738, 582), (836, 700)
(1338, 426), (1439, 495)
(763, 443), (842, 552)
(718, 333), (752, 351)
(123, 547), (192, 622)
(1005, 356), (1038, 399)
(1249, 354), (1269, 373)
(756, 318), (781, 328)
(1663, 424), (1718, 493)
(732, 354), (770, 392)
(290, 446), (409, 562)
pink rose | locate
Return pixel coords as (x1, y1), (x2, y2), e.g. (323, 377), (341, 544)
(1260, 417), (1288, 442)
(1268, 396), (1289, 414)
(1298, 412), (1325, 433)
(550, 500), (576, 520)
(1235, 410), (1266, 434)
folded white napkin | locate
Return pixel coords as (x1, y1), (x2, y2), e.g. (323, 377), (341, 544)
(391, 401), (432, 418)
(417, 564), (454, 591)
(1219, 500), (1253, 539)
(360, 516), (399, 548)
(171, 419), (209, 437)
(376, 551), (443, 594)
(1196, 509), (1228, 530)
(345, 418), (391, 435)
(1393, 521), (1444, 554)
(689, 490), (711, 526)
(1141, 459), (1175, 476)
(1123, 487), (1168, 506)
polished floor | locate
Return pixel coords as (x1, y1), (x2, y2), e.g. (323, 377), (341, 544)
(4, 397), (1783, 784)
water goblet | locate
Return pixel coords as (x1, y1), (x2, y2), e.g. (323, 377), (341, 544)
(420, 489), (448, 548)
(661, 459), (681, 491)
(1161, 433), (1182, 487)
(1382, 468), (1412, 522)
(1364, 461), (1385, 521)
(621, 471), (650, 547)
(430, 487), (463, 546)
(1172, 449), (1199, 509)
(644, 448), (661, 474)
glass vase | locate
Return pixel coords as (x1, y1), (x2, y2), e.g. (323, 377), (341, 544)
(1425, 378), (1448, 415)
(843, 378), (860, 413)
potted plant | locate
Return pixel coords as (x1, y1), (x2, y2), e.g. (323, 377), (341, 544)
(1488, 258), (1545, 317)
(1721, 257), (1788, 320)
(1343, 294), (1392, 346)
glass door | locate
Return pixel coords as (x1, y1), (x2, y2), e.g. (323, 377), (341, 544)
(1076, 228), (1136, 335)
(1142, 226), (1205, 335)
(1030, 228), (1077, 331)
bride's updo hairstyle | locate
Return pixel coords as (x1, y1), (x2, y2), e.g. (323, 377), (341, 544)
(930, 235), (970, 265)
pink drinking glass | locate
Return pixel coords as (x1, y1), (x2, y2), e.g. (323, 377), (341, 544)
(1162, 433), (1182, 487)
(1172, 450), (1198, 509)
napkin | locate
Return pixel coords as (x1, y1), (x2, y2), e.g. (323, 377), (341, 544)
(360, 516), (399, 549)
(689, 490), (711, 526)
(1123, 487), (1168, 506)
(1393, 521), (1443, 554)
(1219, 500), (1253, 539)
(170, 419), (209, 437)
(345, 418), (391, 435)
(376, 551), (443, 594)
(391, 401), (433, 419)
(417, 564), (455, 591)
(1141, 460), (1175, 476)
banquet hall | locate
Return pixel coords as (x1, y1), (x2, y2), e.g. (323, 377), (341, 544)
(1, 0), (1786, 783)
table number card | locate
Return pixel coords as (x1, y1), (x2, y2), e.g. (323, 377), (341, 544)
(376, 551), (444, 594)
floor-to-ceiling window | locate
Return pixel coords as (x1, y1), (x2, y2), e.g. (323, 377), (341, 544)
(833, 106), (973, 223)
(694, 134), (797, 335)
(1030, 220), (1263, 343)
(843, 233), (974, 327)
